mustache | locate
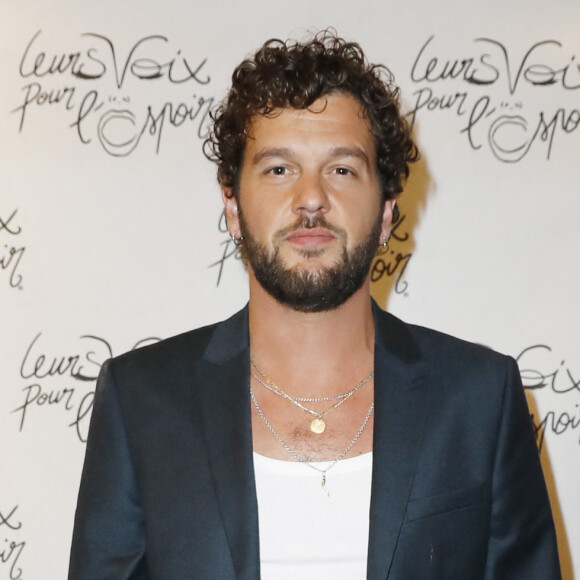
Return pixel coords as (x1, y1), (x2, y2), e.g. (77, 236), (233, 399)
(274, 215), (347, 242)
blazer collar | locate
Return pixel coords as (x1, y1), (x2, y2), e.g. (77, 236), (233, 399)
(196, 305), (260, 580)
(197, 302), (432, 580)
(367, 301), (432, 580)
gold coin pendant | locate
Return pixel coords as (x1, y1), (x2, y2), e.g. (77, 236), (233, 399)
(310, 418), (326, 434)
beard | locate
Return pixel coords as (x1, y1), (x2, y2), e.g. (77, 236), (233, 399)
(238, 212), (381, 313)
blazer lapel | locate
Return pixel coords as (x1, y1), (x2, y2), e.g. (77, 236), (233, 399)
(367, 304), (432, 580)
(195, 306), (260, 580)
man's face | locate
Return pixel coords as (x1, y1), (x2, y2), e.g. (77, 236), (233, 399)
(223, 93), (394, 312)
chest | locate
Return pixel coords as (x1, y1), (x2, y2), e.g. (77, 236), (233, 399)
(249, 383), (375, 461)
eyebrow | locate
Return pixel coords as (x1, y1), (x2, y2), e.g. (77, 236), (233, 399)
(251, 146), (371, 168)
(252, 148), (294, 165)
(329, 146), (371, 168)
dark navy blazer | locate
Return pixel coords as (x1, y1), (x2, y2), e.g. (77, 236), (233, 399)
(69, 303), (561, 579)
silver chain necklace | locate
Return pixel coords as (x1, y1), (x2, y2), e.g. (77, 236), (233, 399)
(251, 357), (371, 402)
(250, 357), (373, 435)
(250, 387), (374, 496)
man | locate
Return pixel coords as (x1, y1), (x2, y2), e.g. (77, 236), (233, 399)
(69, 31), (561, 579)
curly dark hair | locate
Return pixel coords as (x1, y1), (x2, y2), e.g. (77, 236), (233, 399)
(204, 30), (418, 216)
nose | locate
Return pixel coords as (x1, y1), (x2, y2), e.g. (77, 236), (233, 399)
(292, 171), (330, 217)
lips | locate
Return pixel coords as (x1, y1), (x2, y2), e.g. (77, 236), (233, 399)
(97, 109), (141, 157)
(488, 114), (532, 163)
(285, 227), (337, 248)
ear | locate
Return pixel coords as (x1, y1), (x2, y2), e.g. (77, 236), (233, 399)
(379, 199), (396, 243)
(221, 186), (241, 237)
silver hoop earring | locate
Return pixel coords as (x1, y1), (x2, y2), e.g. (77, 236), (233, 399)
(376, 236), (389, 255)
(230, 233), (244, 247)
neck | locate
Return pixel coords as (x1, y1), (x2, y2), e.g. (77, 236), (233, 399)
(248, 272), (375, 396)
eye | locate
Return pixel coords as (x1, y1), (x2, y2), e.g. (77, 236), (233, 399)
(267, 166), (289, 176)
(334, 166), (354, 176)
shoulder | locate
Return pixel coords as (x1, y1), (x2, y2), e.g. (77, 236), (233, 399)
(106, 306), (248, 381)
(374, 304), (516, 383)
(411, 321), (510, 370)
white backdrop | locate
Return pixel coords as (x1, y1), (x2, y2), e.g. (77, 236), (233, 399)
(1, 1), (579, 578)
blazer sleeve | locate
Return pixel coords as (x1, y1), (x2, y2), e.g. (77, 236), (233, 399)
(484, 357), (561, 580)
(68, 359), (149, 580)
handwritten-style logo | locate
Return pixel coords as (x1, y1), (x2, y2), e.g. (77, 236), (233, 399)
(517, 344), (580, 451)
(370, 214), (413, 295)
(209, 210), (244, 287)
(0, 504), (25, 580)
(408, 36), (580, 162)
(12, 333), (160, 442)
(0, 210), (25, 291)
(209, 210), (414, 294)
(12, 31), (214, 156)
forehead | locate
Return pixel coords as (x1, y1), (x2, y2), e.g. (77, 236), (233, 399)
(245, 93), (375, 159)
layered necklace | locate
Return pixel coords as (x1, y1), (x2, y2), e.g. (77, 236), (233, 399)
(250, 357), (373, 434)
(249, 356), (374, 494)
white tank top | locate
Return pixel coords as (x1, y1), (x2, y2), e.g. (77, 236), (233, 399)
(253, 451), (373, 580)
